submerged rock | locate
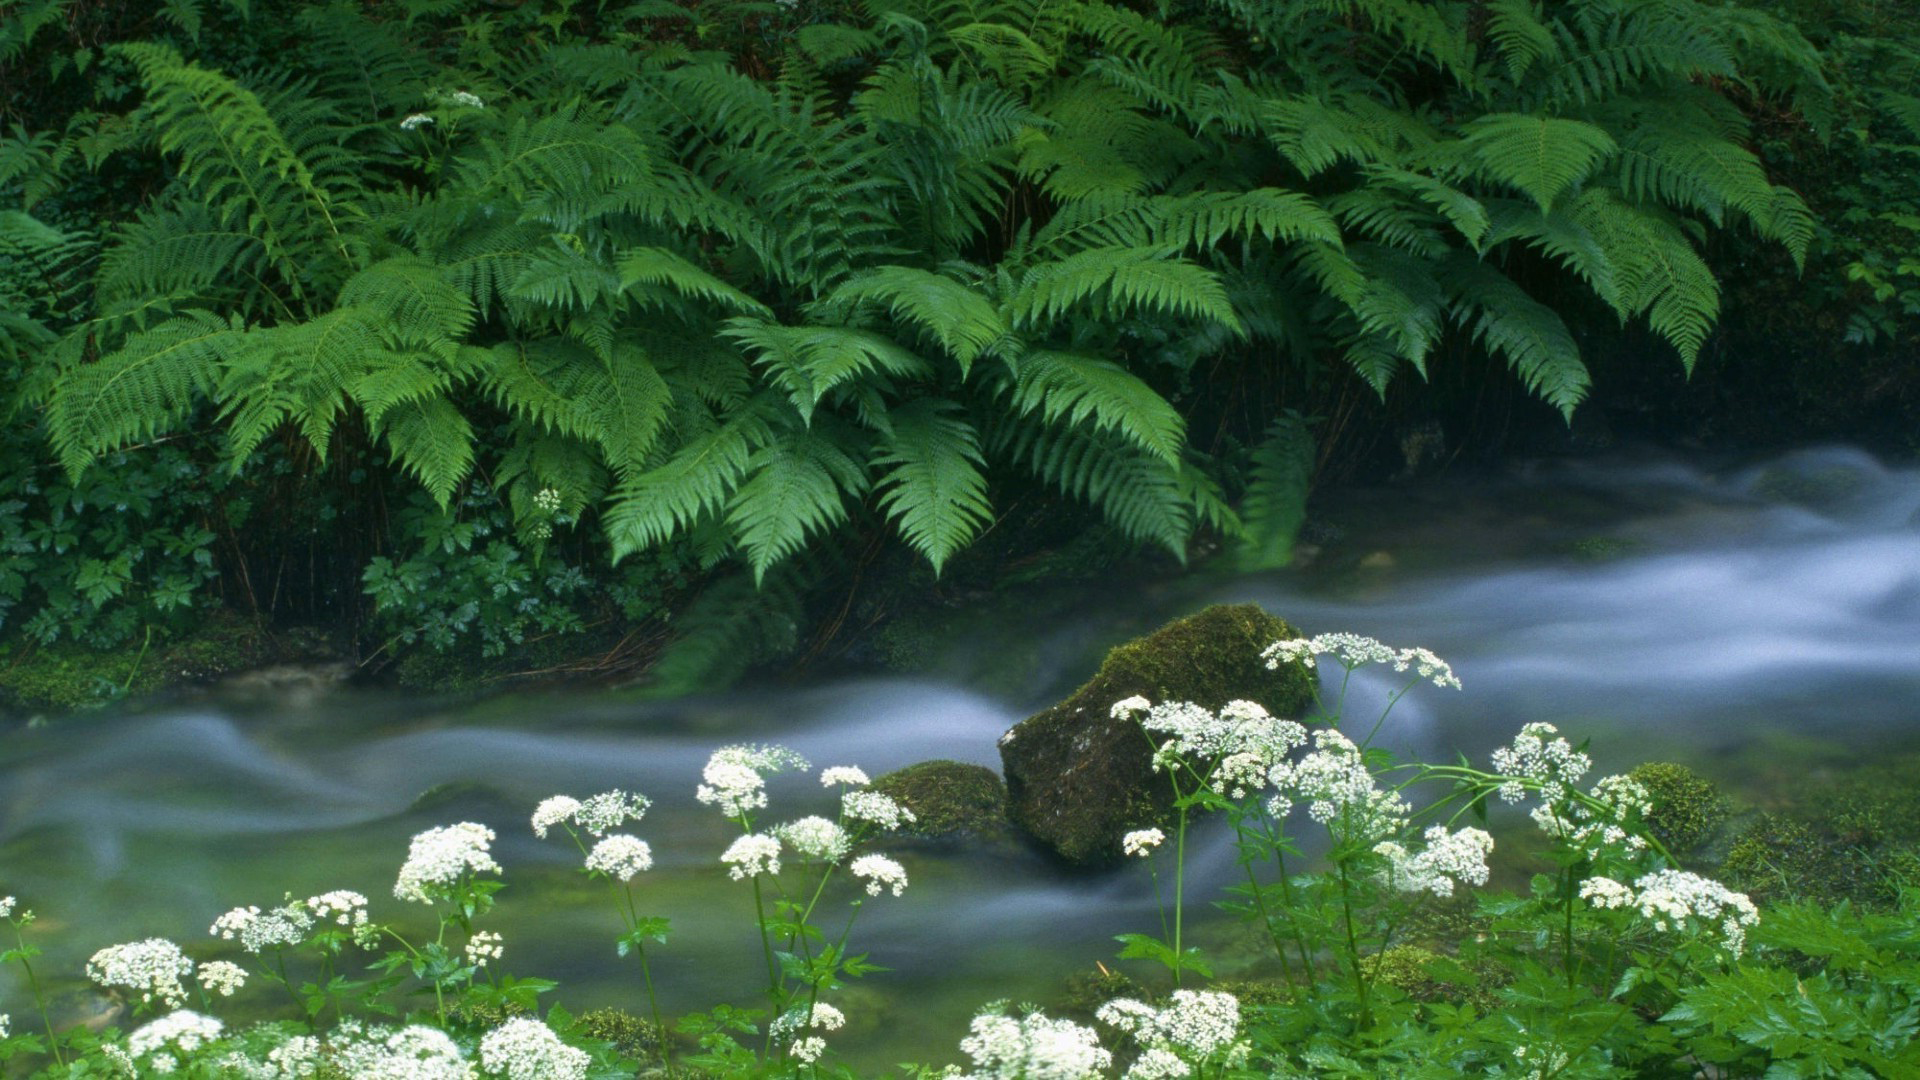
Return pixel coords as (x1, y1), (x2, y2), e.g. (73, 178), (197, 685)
(870, 760), (1011, 842)
(998, 604), (1314, 866)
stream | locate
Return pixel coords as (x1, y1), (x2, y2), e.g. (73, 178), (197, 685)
(3, 443), (1917, 1066)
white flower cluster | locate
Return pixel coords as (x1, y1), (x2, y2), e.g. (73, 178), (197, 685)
(530, 791), (649, 838)
(697, 744), (809, 819)
(1262, 634), (1462, 690)
(1115, 697), (1309, 798)
(87, 938), (193, 1007)
(1373, 825), (1495, 897)
(332, 1022), (474, 1080)
(820, 765), (870, 787)
(1122, 828), (1165, 857)
(772, 1001), (846, 1062)
(1626, 869), (1761, 956)
(776, 816), (852, 863)
(533, 487), (562, 513)
(1530, 774), (1652, 859)
(399, 113), (434, 131)
(530, 796), (582, 839)
(952, 1006), (1112, 1080)
(843, 789), (917, 831)
(585, 835), (654, 881)
(197, 960), (248, 997)
(128, 1010), (224, 1061)
(1096, 990), (1245, 1077)
(465, 931), (504, 969)
(305, 890), (370, 929)
(721, 833), (783, 880)
(851, 854), (909, 897)
(1266, 729), (1409, 839)
(1577, 876), (1635, 910)
(1491, 723), (1592, 803)
(394, 822), (501, 903)
(0, 896), (14, 918)
(212, 901), (314, 952)
(0, 1014), (8, 1039)
(478, 1017), (589, 1080)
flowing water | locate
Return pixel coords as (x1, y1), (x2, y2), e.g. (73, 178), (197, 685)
(3, 443), (1918, 1066)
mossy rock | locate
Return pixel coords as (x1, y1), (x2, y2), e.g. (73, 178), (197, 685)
(998, 604), (1314, 866)
(1057, 968), (1145, 1022)
(0, 610), (280, 714)
(1720, 814), (1854, 905)
(1629, 762), (1731, 856)
(870, 760), (1011, 842)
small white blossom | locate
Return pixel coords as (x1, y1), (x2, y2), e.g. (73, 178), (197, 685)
(574, 790), (650, 836)
(211, 901), (313, 952)
(1373, 826), (1494, 897)
(1578, 876), (1636, 910)
(331, 1022), (474, 1079)
(0, 896), (14, 918)
(394, 823), (501, 903)
(1097, 990), (1241, 1062)
(87, 938), (193, 1007)
(1110, 695), (1152, 719)
(1263, 634), (1461, 690)
(1267, 729), (1408, 838)
(399, 113), (434, 130)
(776, 816), (853, 863)
(1491, 722), (1592, 803)
(585, 835), (654, 881)
(820, 766), (870, 788)
(851, 854), (909, 897)
(449, 90), (485, 109)
(479, 1017), (588, 1080)
(465, 931), (504, 968)
(531, 796), (583, 839)
(842, 789), (917, 831)
(196, 960), (248, 997)
(772, 1001), (847, 1055)
(128, 1010), (223, 1059)
(1632, 869), (1760, 956)
(305, 890), (370, 929)
(1133, 698), (1308, 797)
(697, 745), (809, 819)
(721, 834), (783, 880)
(533, 487), (562, 513)
(954, 1007), (1112, 1080)
(1122, 829), (1165, 857)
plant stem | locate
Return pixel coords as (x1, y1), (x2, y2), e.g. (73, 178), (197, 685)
(11, 926), (63, 1067)
(1172, 798), (1189, 987)
(1337, 861), (1370, 1028)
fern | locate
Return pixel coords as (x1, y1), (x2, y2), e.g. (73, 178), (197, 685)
(46, 310), (241, 479)
(872, 398), (993, 574)
(604, 403), (776, 559)
(1463, 113), (1619, 213)
(1008, 246), (1244, 334)
(822, 266), (1008, 376)
(727, 424), (868, 583)
(1004, 350), (1186, 466)
(1235, 413), (1316, 571)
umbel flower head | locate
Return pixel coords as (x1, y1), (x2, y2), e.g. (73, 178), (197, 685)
(1097, 989), (1247, 1074)
(86, 938), (193, 1007)
(952, 1005), (1112, 1080)
(721, 833), (783, 880)
(1262, 633), (1462, 690)
(394, 822), (501, 903)
(127, 1009), (224, 1062)
(851, 854), (909, 897)
(697, 744), (810, 818)
(1114, 696), (1308, 797)
(479, 1016), (590, 1080)
(1373, 825), (1495, 897)
(585, 835), (654, 881)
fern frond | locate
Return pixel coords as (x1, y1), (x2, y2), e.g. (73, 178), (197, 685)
(605, 401), (776, 559)
(1005, 349), (1185, 465)
(1572, 189), (1719, 371)
(1442, 255), (1588, 416)
(1462, 113), (1618, 212)
(990, 421), (1191, 557)
(821, 266), (1009, 375)
(1235, 413), (1315, 570)
(727, 425), (868, 583)
(46, 310), (241, 478)
(722, 318), (932, 420)
(379, 395), (474, 506)
(872, 397), (993, 574)
(1008, 246), (1243, 334)
(619, 246), (773, 318)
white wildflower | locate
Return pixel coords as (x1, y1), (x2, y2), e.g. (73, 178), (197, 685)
(820, 766), (870, 787)
(530, 795), (583, 839)
(332, 1022), (474, 1079)
(1491, 722), (1592, 803)
(0, 896), (13, 918)
(1631, 869), (1760, 956)
(1262, 634), (1460, 690)
(533, 487), (562, 513)
(1097, 990), (1240, 1061)
(1268, 728), (1408, 838)
(1578, 876), (1635, 910)
(585, 834), (654, 881)
(305, 889), (370, 928)
(196, 960), (248, 997)
(449, 90), (485, 109)
(1125, 1046), (1191, 1080)
(465, 931), (504, 969)
(394, 822), (501, 903)
(1122, 828), (1166, 857)
(791, 1035), (827, 1062)
(479, 1017), (588, 1080)
(87, 938), (193, 1007)
(721, 834), (782, 880)
(697, 744), (809, 819)
(843, 789), (917, 831)
(211, 901), (313, 952)
(574, 790), (650, 836)
(128, 1010), (223, 1059)
(1374, 826), (1494, 897)
(776, 816), (852, 862)
(1135, 698), (1308, 796)
(1110, 695), (1152, 718)
(955, 1007), (1112, 1080)
(0, 1014), (9, 1038)
(1529, 773), (1653, 858)
(772, 1000), (847, 1053)
(399, 113), (434, 131)
(851, 854), (909, 896)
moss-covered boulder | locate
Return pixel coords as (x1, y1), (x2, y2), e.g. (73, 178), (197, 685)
(870, 760), (1011, 842)
(998, 604), (1314, 866)
(1629, 762), (1731, 856)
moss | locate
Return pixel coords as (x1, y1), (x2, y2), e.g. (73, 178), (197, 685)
(574, 1007), (665, 1060)
(0, 610), (277, 713)
(1000, 604), (1315, 865)
(1629, 762), (1731, 856)
(1058, 968), (1145, 1022)
(869, 760), (1010, 841)
(1721, 814), (1855, 905)
(1209, 978), (1294, 1008)
(1364, 945), (1444, 997)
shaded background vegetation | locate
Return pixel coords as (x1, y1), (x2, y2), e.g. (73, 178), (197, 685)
(0, 0), (1914, 705)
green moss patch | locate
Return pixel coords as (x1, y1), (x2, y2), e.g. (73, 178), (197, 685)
(870, 760), (1010, 841)
(0, 610), (280, 714)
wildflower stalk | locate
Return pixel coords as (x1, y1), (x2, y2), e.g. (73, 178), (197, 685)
(7, 919), (63, 1067)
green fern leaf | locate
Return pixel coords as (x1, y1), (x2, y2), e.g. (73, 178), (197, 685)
(380, 395), (475, 507)
(605, 403), (775, 559)
(872, 398), (993, 574)
(1007, 350), (1185, 466)
(618, 246), (773, 319)
(47, 310), (241, 479)
(1236, 413), (1316, 570)
(1463, 113), (1618, 212)
(722, 319), (932, 421)
(727, 426), (868, 583)
(1008, 246), (1243, 334)
(822, 267), (1009, 376)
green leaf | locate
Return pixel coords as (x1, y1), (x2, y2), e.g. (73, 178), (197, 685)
(872, 399), (993, 575)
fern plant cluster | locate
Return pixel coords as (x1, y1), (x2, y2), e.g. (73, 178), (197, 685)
(0, 0), (1831, 670)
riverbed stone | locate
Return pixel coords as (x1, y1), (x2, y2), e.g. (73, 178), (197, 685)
(997, 604), (1314, 866)
(870, 759), (1011, 842)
